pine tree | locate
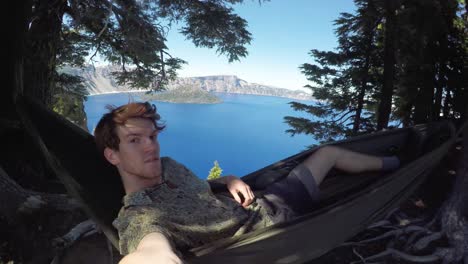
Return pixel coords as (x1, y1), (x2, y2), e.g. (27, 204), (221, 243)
(287, 0), (467, 141)
(285, 0), (384, 141)
(376, 0), (397, 129)
(207, 160), (223, 180)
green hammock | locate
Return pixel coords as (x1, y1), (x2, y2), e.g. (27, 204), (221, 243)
(16, 96), (456, 264)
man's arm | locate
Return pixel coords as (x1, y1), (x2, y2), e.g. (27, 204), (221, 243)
(208, 175), (255, 207)
(207, 175), (237, 184)
(119, 232), (182, 264)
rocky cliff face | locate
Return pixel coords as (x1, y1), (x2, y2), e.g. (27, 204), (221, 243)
(61, 65), (133, 95)
(64, 65), (312, 100)
(167, 75), (312, 100)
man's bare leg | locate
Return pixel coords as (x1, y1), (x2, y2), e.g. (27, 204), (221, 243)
(300, 146), (386, 185)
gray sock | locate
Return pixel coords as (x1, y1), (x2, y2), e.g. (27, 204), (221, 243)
(382, 156), (400, 171)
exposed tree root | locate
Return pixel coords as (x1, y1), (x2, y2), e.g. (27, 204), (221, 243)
(52, 219), (98, 249)
(0, 165), (86, 263)
(337, 140), (468, 264)
(413, 232), (443, 252)
(350, 248), (442, 264)
(339, 196), (461, 263)
(343, 225), (430, 247)
(50, 220), (101, 264)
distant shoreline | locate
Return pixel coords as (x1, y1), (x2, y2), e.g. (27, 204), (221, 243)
(87, 90), (315, 103)
(65, 65), (313, 100)
(87, 89), (150, 96)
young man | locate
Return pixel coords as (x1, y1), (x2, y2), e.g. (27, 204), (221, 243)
(94, 102), (400, 264)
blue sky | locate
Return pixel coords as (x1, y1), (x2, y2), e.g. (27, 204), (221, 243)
(165, 0), (356, 91)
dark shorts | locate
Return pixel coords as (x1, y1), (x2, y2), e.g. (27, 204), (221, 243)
(260, 164), (319, 222)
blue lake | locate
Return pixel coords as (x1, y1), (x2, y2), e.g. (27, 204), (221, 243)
(84, 92), (317, 179)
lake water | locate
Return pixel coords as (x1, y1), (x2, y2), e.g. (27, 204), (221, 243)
(84, 92), (317, 179)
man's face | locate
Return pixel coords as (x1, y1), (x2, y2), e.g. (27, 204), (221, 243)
(105, 117), (162, 181)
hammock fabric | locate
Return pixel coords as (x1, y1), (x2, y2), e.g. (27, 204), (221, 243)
(17, 96), (456, 264)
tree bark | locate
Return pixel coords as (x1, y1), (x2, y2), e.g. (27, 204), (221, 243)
(377, 0), (396, 130)
(412, 3), (436, 124)
(353, 83), (366, 132)
(23, 0), (67, 106)
(413, 55), (435, 124)
(434, 0), (455, 121)
(2, 1), (30, 117)
(440, 122), (468, 262)
(352, 0), (377, 132)
(353, 42), (372, 132)
(433, 63), (446, 120)
(442, 88), (452, 118)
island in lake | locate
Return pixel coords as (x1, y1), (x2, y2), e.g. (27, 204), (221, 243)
(142, 85), (222, 104)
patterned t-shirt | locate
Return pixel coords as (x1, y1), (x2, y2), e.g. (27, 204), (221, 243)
(113, 157), (276, 255)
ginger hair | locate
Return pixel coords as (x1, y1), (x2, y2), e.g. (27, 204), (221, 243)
(94, 102), (165, 155)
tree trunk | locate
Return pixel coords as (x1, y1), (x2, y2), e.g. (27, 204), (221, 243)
(353, 51), (371, 132)
(442, 88), (452, 118)
(353, 84), (366, 132)
(2, 1), (30, 117)
(23, 0), (66, 106)
(413, 44), (435, 124)
(377, 0), (396, 130)
(353, 0), (378, 132)
(412, 2), (439, 125)
(434, 0), (454, 120)
(439, 122), (468, 262)
(433, 62), (446, 120)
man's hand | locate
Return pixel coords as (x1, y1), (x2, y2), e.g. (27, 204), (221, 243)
(119, 232), (183, 264)
(223, 175), (255, 207)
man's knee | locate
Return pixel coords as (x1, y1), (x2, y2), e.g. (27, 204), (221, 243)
(313, 145), (341, 160)
(301, 145), (343, 185)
